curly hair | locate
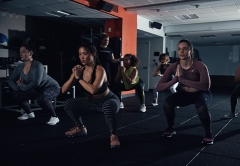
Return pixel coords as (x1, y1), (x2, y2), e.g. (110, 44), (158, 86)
(124, 54), (140, 67)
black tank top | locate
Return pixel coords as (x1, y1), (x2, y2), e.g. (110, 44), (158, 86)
(159, 64), (170, 74)
(79, 65), (108, 95)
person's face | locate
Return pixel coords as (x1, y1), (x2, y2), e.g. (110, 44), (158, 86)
(177, 42), (192, 60)
(123, 56), (131, 67)
(159, 56), (169, 64)
(101, 37), (109, 46)
(20, 46), (33, 61)
(78, 47), (94, 65)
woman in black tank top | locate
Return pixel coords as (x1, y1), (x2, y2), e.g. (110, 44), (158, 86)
(61, 43), (121, 148)
(151, 53), (179, 106)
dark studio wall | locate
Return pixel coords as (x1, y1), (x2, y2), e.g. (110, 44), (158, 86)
(25, 16), (104, 85)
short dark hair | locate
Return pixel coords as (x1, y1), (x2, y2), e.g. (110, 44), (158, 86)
(101, 32), (109, 40)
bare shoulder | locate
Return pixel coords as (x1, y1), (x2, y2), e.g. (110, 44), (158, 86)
(96, 65), (105, 73)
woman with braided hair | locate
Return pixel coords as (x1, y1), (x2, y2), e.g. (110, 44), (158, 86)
(62, 42), (120, 148)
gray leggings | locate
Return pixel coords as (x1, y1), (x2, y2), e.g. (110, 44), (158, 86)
(63, 91), (120, 134)
(12, 86), (60, 117)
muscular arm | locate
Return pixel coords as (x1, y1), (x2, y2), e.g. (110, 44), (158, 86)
(234, 66), (240, 83)
(111, 54), (121, 63)
(61, 73), (76, 94)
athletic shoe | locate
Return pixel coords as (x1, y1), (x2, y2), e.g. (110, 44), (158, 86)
(65, 126), (87, 137)
(223, 113), (237, 119)
(202, 132), (214, 145)
(162, 127), (176, 137)
(152, 101), (158, 106)
(18, 112), (35, 120)
(176, 106), (180, 108)
(139, 104), (146, 112)
(119, 102), (124, 109)
(46, 117), (59, 125)
(110, 134), (120, 148)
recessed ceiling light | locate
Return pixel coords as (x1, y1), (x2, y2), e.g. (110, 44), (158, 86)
(57, 11), (70, 16)
(45, 12), (61, 17)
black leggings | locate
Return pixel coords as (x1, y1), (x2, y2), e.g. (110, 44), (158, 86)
(164, 89), (212, 133)
(12, 86), (60, 117)
(63, 91), (120, 134)
(230, 83), (240, 113)
(113, 79), (145, 105)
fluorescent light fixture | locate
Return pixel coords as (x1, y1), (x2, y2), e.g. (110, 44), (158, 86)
(45, 12), (60, 17)
(57, 10), (70, 16)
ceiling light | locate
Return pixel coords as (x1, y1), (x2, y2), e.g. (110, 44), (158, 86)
(57, 10), (70, 16)
(45, 12), (60, 17)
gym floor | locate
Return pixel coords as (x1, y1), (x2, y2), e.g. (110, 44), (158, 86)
(1, 88), (240, 166)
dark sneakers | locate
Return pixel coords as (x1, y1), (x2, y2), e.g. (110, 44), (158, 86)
(162, 127), (176, 137)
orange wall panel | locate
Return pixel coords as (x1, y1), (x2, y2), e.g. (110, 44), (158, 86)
(73, 0), (137, 96)
(73, 0), (137, 56)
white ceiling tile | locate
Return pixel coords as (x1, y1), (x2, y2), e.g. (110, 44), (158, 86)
(183, 19), (204, 24)
(216, 10), (240, 16)
(195, 12), (218, 18)
(147, 11), (172, 17)
(154, 16), (179, 21)
(220, 15), (240, 21)
(187, 7), (214, 14)
(122, 0), (153, 6)
(200, 17), (222, 22)
(236, 4), (240, 8)
(108, 0), (133, 7)
(164, 20), (186, 24)
(167, 9), (193, 16)
(211, 4), (237, 12)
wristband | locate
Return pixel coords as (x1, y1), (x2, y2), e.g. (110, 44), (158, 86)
(77, 75), (83, 81)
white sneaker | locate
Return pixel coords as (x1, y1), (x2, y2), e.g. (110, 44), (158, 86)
(139, 104), (146, 112)
(46, 117), (59, 125)
(176, 106), (179, 108)
(119, 102), (124, 109)
(152, 102), (158, 106)
(18, 112), (35, 120)
(224, 113), (237, 119)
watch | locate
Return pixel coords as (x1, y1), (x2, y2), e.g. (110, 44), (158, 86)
(77, 75), (83, 81)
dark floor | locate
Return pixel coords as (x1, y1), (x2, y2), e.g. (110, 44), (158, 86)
(1, 88), (240, 166)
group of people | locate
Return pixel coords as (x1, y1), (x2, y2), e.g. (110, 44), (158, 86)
(7, 35), (240, 147)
